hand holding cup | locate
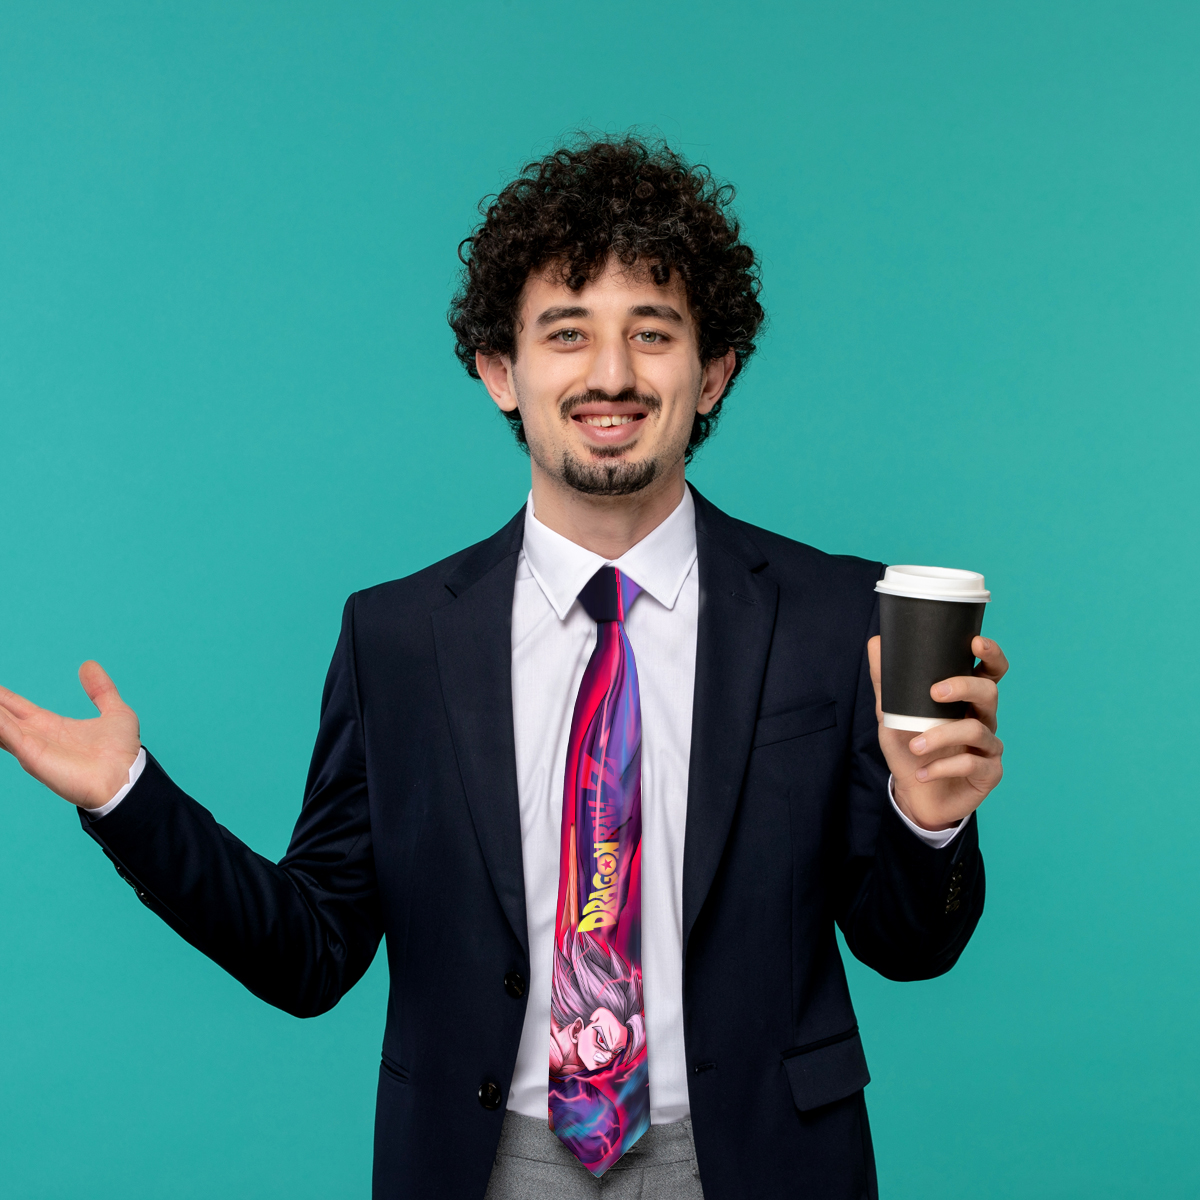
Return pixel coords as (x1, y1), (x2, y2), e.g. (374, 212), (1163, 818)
(867, 566), (1009, 831)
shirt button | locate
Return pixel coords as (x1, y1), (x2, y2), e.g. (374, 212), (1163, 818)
(478, 1081), (502, 1110)
(504, 971), (526, 999)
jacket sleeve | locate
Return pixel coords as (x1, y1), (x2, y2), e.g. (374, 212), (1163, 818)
(834, 593), (985, 981)
(79, 594), (382, 1017)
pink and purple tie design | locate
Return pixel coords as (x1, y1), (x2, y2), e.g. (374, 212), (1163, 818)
(549, 566), (650, 1177)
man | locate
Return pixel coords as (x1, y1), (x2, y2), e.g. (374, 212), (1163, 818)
(0, 136), (1006, 1198)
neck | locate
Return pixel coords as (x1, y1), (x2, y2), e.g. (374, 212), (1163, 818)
(529, 459), (687, 559)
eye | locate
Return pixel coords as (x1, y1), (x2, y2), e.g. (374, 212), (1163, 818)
(595, 1029), (608, 1049)
(635, 330), (666, 344)
(552, 328), (582, 343)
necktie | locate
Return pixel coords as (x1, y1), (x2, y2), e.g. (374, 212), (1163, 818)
(548, 566), (651, 1176)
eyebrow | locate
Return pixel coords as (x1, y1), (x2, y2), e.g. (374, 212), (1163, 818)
(628, 304), (684, 323)
(534, 303), (685, 326)
(535, 305), (589, 326)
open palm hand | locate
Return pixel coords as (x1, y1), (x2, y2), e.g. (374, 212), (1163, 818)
(0, 662), (141, 809)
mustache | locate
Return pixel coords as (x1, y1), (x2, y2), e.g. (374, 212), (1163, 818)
(558, 389), (662, 420)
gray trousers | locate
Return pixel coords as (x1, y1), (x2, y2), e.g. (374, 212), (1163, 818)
(484, 1110), (705, 1200)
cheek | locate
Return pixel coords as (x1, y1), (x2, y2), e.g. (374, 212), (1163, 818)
(511, 370), (558, 431)
(643, 348), (703, 401)
(517, 350), (582, 406)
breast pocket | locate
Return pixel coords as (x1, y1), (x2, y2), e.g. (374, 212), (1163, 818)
(753, 700), (837, 749)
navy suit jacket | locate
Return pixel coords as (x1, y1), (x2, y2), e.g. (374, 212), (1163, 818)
(82, 487), (984, 1199)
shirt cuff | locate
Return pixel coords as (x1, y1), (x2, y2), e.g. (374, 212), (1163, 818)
(88, 747), (146, 820)
(888, 775), (967, 849)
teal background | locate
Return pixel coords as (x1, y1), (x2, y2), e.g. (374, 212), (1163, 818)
(2, 2), (1197, 1196)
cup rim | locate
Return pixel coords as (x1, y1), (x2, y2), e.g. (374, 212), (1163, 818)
(874, 564), (990, 603)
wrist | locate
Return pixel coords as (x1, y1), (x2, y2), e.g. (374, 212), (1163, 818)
(82, 746), (144, 812)
(892, 783), (961, 833)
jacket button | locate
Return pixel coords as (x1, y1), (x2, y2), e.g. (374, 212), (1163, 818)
(504, 971), (526, 999)
(478, 1081), (502, 1110)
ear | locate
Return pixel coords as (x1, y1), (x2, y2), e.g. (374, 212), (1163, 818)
(476, 351), (519, 413)
(568, 1018), (584, 1044)
(697, 348), (737, 416)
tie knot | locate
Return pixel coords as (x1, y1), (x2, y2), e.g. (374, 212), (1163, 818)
(578, 566), (641, 624)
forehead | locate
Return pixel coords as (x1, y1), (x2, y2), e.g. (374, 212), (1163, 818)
(518, 257), (690, 324)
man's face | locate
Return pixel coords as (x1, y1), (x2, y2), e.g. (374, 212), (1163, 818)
(479, 258), (732, 497)
(574, 1006), (629, 1071)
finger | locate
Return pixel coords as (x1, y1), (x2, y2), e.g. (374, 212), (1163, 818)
(79, 661), (126, 715)
(972, 637), (1008, 682)
(0, 683), (40, 721)
(909, 719), (1002, 759)
(915, 750), (1003, 788)
(929, 675), (999, 728)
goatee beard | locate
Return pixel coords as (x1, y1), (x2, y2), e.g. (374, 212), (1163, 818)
(559, 451), (660, 497)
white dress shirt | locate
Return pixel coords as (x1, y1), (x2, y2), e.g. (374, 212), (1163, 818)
(95, 487), (964, 1125)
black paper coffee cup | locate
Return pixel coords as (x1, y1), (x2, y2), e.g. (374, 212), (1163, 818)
(875, 566), (990, 732)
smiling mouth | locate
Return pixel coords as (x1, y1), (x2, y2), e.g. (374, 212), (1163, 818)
(574, 413), (645, 428)
(561, 391), (659, 447)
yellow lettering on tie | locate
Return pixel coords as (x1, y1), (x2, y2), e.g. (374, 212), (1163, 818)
(578, 910), (618, 932)
(582, 891), (616, 914)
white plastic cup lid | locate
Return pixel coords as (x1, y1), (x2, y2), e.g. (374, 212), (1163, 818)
(874, 565), (990, 603)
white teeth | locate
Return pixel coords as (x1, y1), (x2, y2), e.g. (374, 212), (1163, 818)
(582, 415), (637, 427)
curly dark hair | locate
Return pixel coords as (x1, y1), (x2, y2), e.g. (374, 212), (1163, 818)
(448, 134), (764, 459)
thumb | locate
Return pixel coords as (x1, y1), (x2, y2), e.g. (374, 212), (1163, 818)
(868, 633), (888, 691)
(79, 661), (126, 715)
(866, 635), (883, 716)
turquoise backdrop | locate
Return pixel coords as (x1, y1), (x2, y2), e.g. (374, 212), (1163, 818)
(2, 2), (1197, 1196)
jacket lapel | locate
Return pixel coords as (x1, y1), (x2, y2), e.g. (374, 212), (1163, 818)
(431, 508), (530, 957)
(429, 489), (778, 960)
(682, 488), (779, 952)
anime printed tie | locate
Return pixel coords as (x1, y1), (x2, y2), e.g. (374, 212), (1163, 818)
(549, 566), (650, 1177)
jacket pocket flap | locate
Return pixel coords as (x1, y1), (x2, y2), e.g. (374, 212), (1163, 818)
(754, 701), (837, 748)
(782, 1029), (870, 1112)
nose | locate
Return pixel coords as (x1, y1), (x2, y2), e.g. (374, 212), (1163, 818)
(583, 330), (637, 398)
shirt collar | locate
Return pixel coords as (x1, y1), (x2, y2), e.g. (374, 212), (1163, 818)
(521, 486), (698, 621)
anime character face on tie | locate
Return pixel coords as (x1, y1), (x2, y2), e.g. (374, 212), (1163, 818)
(552, 1006), (630, 1074)
(549, 932), (645, 1079)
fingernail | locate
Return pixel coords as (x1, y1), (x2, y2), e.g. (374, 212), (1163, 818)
(936, 683), (953, 698)
(911, 736), (926, 753)
(915, 768), (929, 781)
